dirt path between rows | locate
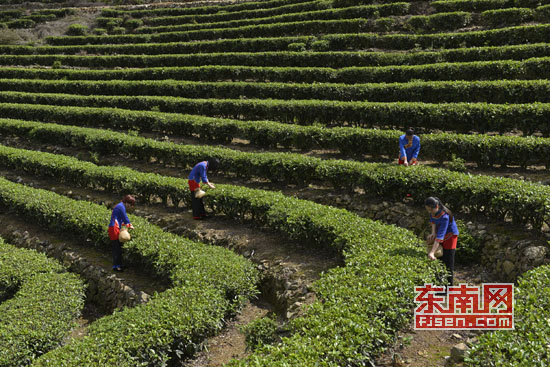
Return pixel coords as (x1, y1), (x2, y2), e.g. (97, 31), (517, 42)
(180, 299), (273, 367)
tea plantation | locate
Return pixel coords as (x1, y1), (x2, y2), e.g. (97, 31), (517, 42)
(0, 0), (549, 366)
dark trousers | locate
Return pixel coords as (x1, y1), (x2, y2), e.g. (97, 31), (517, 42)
(191, 191), (206, 218)
(440, 248), (455, 288)
(112, 239), (123, 267)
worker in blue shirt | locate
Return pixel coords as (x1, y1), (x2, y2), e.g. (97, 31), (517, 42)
(425, 196), (459, 292)
(188, 158), (219, 219)
(108, 195), (135, 272)
(399, 127), (421, 166)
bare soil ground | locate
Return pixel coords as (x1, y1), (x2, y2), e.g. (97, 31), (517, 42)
(66, 302), (104, 341)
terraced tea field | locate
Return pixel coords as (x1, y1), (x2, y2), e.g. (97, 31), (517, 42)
(0, 0), (549, 366)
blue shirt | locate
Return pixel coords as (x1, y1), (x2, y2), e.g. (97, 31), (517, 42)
(188, 161), (208, 184)
(399, 135), (421, 161)
(109, 202), (131, 228)
(430, 210), (459, 242)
